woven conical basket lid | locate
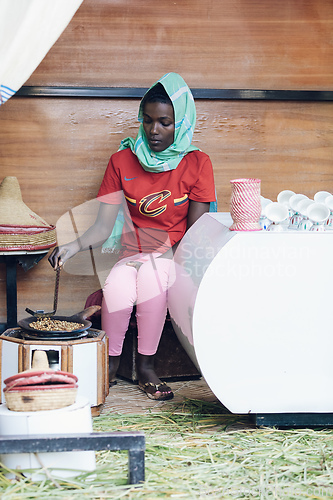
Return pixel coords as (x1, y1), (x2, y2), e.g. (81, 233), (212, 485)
(0, 177), (56, 251)
(0, 176), (52, 227)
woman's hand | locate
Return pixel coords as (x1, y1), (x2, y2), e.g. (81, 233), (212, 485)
(48, 240), (80, 269)
(126, 261), (144, 270)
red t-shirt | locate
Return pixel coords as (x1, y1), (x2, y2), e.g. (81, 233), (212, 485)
(97, 148), (215, 256)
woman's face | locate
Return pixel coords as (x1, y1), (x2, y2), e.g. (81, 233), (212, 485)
(142, 101), (175, 152)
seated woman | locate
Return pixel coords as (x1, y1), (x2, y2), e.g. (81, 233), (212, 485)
(49, 72), (216, 401)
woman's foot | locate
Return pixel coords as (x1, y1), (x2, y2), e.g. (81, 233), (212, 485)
(137, 353), (173, 401)
(108, 355), (121, 387)
(138, 381), (174, 400)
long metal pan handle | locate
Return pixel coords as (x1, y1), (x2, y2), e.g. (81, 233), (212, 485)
(25, 267), (61, 318)
(52, 266), (61, 314)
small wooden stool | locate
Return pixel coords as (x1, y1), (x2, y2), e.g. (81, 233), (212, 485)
(88, 309), (200, 382)
(117, 314), (200, 382)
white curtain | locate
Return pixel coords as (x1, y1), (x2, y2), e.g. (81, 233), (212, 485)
(0, 0), (84, 105)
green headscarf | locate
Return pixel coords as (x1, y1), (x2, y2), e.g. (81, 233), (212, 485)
(118, 72), (199, 173)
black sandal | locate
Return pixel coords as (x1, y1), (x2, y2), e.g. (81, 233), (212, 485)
(138, 381), (174, 401)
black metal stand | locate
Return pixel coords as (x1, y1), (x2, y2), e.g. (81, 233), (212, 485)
(0, 252), (48, 333)
(1, 255), (17, 331)
(253, 413), (333, 429)
(0, 431), (145, 484)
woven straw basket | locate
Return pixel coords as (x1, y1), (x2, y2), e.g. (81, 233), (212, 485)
(3, 351), (78, 412)
(4, 386), (78, 412)
(0, 176), (56, 251)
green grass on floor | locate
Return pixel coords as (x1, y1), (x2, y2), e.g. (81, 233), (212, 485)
(0, 399), (332, 499)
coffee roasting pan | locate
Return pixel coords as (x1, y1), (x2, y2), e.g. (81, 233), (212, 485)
(18, 306), (101, 339)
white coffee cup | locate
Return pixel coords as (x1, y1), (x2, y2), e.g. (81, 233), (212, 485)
(264, 202), (289, 223)
(324, 195), (333, 229)
(289, 194), (308, 213)
(307, 203), (330, 224)
(314, 191), (331, 204)
(277, 190), (295, 206)
(298, 198), (314, 217)
(260, 196), (273, 216)
(324, 194), (333, 212)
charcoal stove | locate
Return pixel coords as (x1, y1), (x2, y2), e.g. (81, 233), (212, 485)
(0, 327), (109, 416)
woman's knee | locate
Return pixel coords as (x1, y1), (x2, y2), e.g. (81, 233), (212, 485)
(138, 258), (173, 290)
(103, 263), (137, 309)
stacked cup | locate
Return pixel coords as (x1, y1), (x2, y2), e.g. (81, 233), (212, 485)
(323, 194), (333, 230)
(263, 202), (289, 231)
(259, 189), (332, 232)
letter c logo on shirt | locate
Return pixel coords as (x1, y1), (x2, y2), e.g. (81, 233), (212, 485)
(139, 190), (171, 217)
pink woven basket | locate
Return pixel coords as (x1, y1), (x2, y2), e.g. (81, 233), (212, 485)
(229, 178), (262, 231)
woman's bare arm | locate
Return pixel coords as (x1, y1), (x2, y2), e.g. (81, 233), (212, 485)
(186, 200), (210, 230)
(159, 200), (211, 259)
(48, 202), (120, 268)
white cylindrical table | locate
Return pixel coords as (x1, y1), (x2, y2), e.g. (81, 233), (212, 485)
(168, 212), (333, 416)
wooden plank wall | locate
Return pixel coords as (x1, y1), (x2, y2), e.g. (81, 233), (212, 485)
(0, 0), (332, 322)
(25, 0), (333, 90)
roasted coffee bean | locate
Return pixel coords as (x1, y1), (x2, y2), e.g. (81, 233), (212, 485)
(29, 318), (85, 332)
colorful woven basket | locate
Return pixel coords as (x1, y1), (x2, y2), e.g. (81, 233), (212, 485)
(0, 176), (56, 251)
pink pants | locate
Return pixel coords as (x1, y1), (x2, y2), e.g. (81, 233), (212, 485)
(101, 253), (173, 356)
